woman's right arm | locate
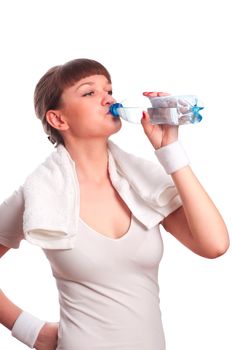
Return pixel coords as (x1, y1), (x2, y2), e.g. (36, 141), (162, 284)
(0, 189), (58, 350)
(0, 188), (25, 331)
(0, 245), (23, 331)
(0, 244), (10, 256)
(1, 244), (58, 350)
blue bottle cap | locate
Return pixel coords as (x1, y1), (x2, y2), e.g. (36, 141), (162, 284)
(191, 105), (204, 123)
(109, 103), (124, 117)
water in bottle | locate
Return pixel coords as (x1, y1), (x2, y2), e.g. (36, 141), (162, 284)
(109, 95), (204, 125)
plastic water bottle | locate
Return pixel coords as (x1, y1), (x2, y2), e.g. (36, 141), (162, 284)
(109, 95), (204, 125)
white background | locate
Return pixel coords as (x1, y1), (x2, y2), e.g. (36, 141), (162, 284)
(0, 0), (231, 349)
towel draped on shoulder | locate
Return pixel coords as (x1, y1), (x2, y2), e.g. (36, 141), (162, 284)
(23, 140), (182, 249)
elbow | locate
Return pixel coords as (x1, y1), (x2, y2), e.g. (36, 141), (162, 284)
(204, 235), (230, 259)
(206, 248), (228, 259)
(196, 221), (230, 258)
(211, 245), (230, 259)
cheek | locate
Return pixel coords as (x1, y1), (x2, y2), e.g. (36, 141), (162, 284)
(68, 103), (97, 122)
(67, 112), (96, 137)
(64, 104), (85, 126)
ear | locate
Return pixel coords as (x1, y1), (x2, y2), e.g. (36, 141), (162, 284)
(45, 110), (69, 131)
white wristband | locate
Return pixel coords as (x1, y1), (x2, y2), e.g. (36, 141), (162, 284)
(155, 141), (189, 174)
(11, 311), (46, 348)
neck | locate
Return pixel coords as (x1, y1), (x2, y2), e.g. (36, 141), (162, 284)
(64, 138), (110, 184)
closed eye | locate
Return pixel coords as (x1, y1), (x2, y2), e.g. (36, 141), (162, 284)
(83, 90), (113, 97)
(83, 91), (94, 97)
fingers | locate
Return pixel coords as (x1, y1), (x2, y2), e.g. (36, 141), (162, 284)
(143, 91), (171, 97)
(157, 92), (170, 96)
(143, 92), (159, 97)
(141, 110), (150, 124)
(141, 110), (152, 137)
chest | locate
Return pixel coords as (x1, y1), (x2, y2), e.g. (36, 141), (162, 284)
(79, 179), (132, 239)
(44, 218), (163, 283)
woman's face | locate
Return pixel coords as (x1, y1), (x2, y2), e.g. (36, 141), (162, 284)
(58, 74), (121, 140)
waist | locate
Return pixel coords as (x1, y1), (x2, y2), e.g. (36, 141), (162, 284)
(57, 313), (165, 350)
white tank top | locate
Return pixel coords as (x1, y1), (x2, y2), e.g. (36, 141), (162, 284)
(43, 213), (165, 350)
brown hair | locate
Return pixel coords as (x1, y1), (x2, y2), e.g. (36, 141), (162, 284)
(34, 58), (111, 147)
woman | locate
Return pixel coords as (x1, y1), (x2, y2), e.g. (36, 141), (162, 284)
(0, 58), (229, 350)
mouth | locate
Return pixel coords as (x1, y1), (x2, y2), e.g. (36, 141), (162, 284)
(107, 107), (118, 117)
(106, 110), (114, 117)
(105, 111), (121, 123)
(107, 106), (113, 114)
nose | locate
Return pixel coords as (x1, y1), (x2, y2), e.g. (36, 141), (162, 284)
(102, 92), (116, 106)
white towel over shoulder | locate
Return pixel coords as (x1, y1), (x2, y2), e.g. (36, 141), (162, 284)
(23, 140), (182, 249)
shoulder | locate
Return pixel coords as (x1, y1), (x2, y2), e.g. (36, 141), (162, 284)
(1, 186), (24, 207)
(0, 186), (25, 248)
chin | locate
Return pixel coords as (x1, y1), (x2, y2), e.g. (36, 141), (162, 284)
(110, 118), (122, 134)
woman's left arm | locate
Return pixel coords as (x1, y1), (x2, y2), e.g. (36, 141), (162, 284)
(162, 166), (229, 258)
(141, 92), (229, 259)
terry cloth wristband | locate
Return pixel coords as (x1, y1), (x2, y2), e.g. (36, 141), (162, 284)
(155, 141), (189, 174)
(11, 311), (46, 348)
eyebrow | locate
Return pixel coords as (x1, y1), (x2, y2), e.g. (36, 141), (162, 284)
(75, 81), (112, 91)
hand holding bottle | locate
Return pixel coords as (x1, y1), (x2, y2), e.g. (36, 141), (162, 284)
(141, 92), (179, 150)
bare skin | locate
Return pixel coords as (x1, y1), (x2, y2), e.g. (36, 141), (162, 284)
(79, 177), (132, 239)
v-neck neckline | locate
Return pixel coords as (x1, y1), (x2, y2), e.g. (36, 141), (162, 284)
(79, 213), (134, 241)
